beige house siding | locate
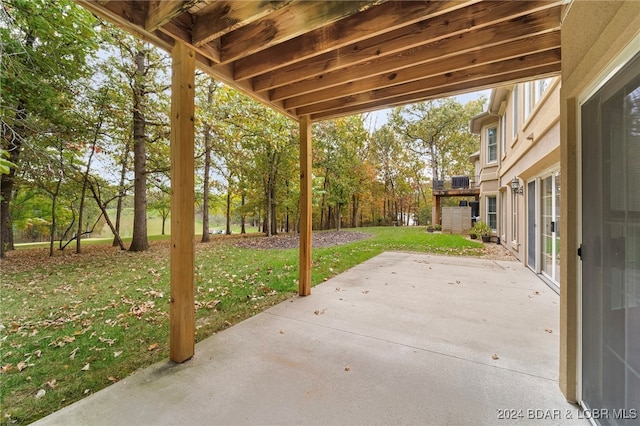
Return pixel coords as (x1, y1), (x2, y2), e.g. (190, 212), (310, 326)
(471, 77), (560, 260)
(559, 0), (640, 404)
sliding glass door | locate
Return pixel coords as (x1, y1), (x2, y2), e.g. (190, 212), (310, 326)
(581, 52), (639, 425)
(541, 172), (560, 284)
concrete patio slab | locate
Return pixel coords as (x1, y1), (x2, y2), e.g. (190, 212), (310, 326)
(33, 252), (586, 425)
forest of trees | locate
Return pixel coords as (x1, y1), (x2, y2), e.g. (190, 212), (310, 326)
(0, 0), (485, 258)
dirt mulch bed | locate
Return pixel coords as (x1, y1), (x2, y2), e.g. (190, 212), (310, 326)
(233, 230), (373, 250)
(476, 240), (517, 261)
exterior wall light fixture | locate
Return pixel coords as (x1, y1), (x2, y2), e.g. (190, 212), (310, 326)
(511, 176), (523, 194)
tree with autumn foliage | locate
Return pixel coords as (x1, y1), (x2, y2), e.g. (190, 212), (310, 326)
(0, 0), (99, 257)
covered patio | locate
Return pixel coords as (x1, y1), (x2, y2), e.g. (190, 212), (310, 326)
(34, 252), (584, 425)
(73, 0), (563, 365)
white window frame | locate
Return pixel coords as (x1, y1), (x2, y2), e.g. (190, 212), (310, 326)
(512, 85), (518, 138)
(524, 82), (533, 120)
(487, 195), (497, 231)
(487, 126), (497, 163)
(500, 114), (507, 159)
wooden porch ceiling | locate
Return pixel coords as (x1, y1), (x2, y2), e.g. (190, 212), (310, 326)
(77, 0), (563, 122)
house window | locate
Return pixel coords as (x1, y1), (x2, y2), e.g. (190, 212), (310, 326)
(537, 78), (551, 100)
(524, 78), (552, 121)
(512, 85), (518, 138)
(487, 196), (497, 230)
(524, 82), (533, 120)
(487, 127), (497, 163)
(501, 114), (507, 157)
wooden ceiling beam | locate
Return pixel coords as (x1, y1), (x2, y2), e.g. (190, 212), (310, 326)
(234, 0), (480, 81)
(158, 18), (221, 63)
(145, 0), (199, 32)
(193, 0), (296, 47)
(219, 0), (379, 64)
(309, 64), (561, 121)
(270, 20), (560, 103)
(280, 32), (560, 108)
(252, 1), (561, 91)
(295, 49), (561, 116)
(76, 0), (172, 50)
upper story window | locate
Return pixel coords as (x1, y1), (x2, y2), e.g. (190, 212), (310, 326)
(487, 126), (497, 163)
(537, 78), (551, 99)
(512, 85), (518, 138)
(524, 78), (553, 120)
(501, 114), (507, 158)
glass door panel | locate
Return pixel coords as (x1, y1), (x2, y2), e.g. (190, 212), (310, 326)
(581, 52), (639, 425)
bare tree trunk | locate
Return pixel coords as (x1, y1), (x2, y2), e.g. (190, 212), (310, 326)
(113, 138), (130, 247)
(0, 160), (16, 258)
(77, 131), (100, 254)
(269, 182), (277, 235)
(225, 188), (232, 235)
(265, 177), (272, 237)
(240, 192), (246, 234)
(87, 180), (125, 250)
(336, 204), (342, 231)
(48, 176), (62, 257)
(129, 49), (149, 252)
(351, 194), (359, 228)
(201, 129), (212, 242)
(1, 107), (26, 257)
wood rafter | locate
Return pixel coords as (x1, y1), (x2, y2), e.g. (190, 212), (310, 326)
(77, 0), (563, 121)
(193, 0), (296, 46)
(281, 35), (561, 109)
(309, 63), (561, 121)
(231, 0), (479, 81)
(145, 1), (199, 32)
(264, 3), (562, 98)
(294, 50), (561, 116)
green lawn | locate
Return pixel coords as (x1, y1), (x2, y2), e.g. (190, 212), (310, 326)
(0, 226), (482, 425)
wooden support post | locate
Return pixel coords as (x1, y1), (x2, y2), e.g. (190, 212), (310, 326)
(433, 195), (441, 226)
(299, 115), (312, 296)
(170, 41), (196, 363)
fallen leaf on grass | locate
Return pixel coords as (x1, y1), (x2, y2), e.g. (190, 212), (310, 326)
(98, 337), (117, 346)
(148, 343), (159, 351)
(17, 362), (27, 372)
(35, 389), (46, 399)
(107, 376), (119, 383)
(1, 364), (12, 373)
(69, 348), (79, 360)
(205, 300), (221, 309)
(81, 363), (90, 371)
(491, 354), (500, 360)
(114, 351), (122, 357)
(46, 379), (57, 389)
